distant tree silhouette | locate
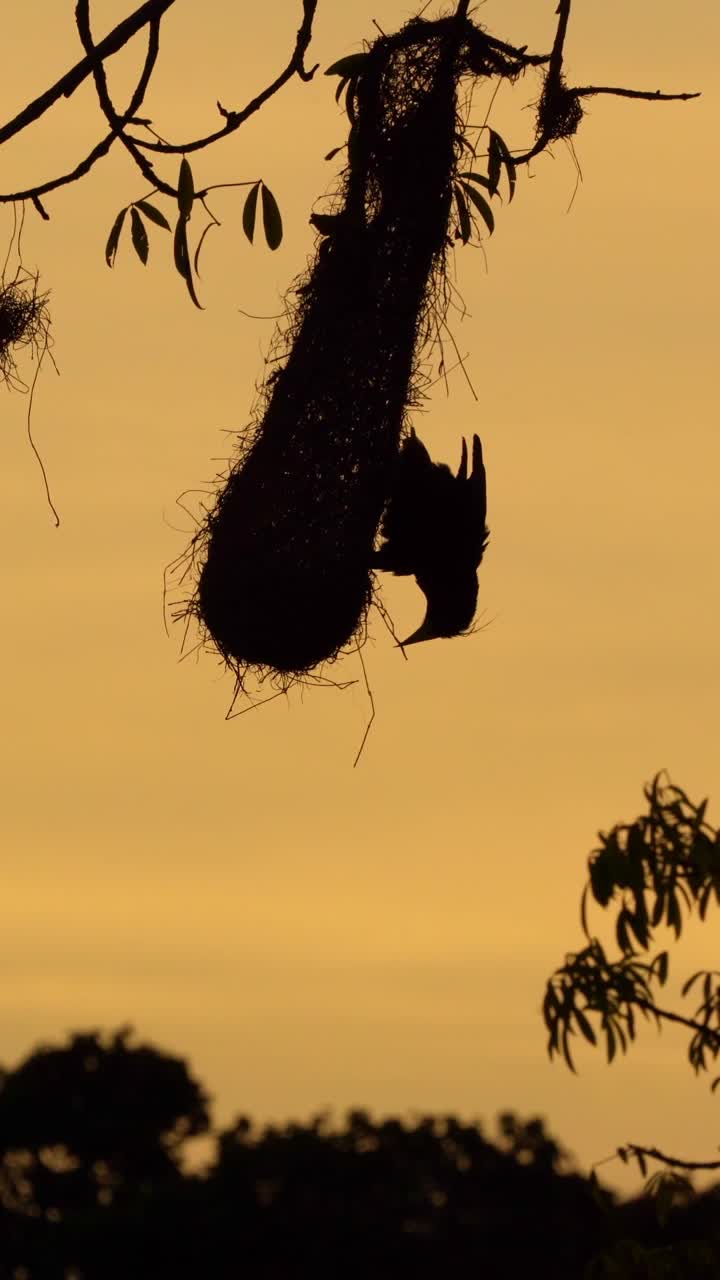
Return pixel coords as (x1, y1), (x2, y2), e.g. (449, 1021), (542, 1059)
(0, 1027), (208, 1213)
(1, 1025), (719, 1278)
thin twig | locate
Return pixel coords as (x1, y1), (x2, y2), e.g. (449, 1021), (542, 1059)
(353, 645), (376, 768)
(26, 332), (60, 527)
(625, 1145), (720, 1173)
(636, 999), (720, 1047)
(127, 0), (320, 156)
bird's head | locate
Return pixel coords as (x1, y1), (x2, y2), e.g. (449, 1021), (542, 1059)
(399, 568), (479, 646)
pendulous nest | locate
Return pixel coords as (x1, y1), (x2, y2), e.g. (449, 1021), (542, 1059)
(180, 15), (528, 690)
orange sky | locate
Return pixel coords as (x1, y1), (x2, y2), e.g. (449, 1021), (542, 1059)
(1, 1), (718, 1194)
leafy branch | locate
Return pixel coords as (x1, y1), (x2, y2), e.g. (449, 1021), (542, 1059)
(0, 0), (319, 209)
(543, 774), (720, 1177)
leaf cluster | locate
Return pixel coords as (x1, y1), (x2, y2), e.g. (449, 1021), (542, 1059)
(585, 1234), (716, 1280)
(105, 159), (283, 309)
(453, 130), (515, 245)
(543, 775), (720, 1080)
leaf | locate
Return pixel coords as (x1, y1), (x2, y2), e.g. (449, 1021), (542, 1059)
(580, 884), (590, 938)
(130, 207), (149, 264)
(345, 78), (359, 124)
(487, 130), (503, 195)
(575, 1007), (597, 1045)
(173, 215), (203, 309)
(334, 75), (349, 105)
(260, 183), (283, 251)
(651, 889), (665, 927)
(453, 184), (471, 244)
(682, 969), (704, 997)
(134, 200), (171, 230)
(325, 53), (368, 77)
(457, 171), (494, 192)
(324, 145), (345, 161)
(493, 131), (517, 202)
(242, 182), (260, 244)
(561, 1027), (577, 1074)
(625, 908), (649, 951)
(615, 908), (630, 953)
(504, 156), (517, 203)
(666, 891), (682, 938)
(105, 207), (127, 267)
(655, 951), (669, 985)
(177, 157), (194, 219)
(460, 181), (495, 235)
(605, 1021), (616, 1064)
(173, 214), (188, 277)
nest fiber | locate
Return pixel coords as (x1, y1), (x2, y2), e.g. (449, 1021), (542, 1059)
(0, 275), (50, 387)
(192, 16), (516, 682)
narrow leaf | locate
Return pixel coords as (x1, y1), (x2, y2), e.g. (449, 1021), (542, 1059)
(562, 1028), (577, 1074)
(325, 53), (368, 77)
(260, 183), (283, 251)
(173, 215), (188, 278)
(324, 145), (345, 161)
(345, 78), (358, 124)
(334, 75), (349, 105)
(575, 1007), (597, 1046)
(453, 184), (471, 244)
(487, 130), (503, 195)
(242, 182), (260, 244)
(682, 970), (704, 997)
(504, 155), (517, 202)
(605, 1021), (616, 1064)
(173, 216), (203, 309)
(134, 200), (171, 230)
(130, 207), (149, 264)
(105, 207), (127, 267)
(178, 158), (194, 219)
(666, 891), (682, 938)
(457, 171), (494, 192)
(460, 181), (495, 235)
(493, 132), (517, 202)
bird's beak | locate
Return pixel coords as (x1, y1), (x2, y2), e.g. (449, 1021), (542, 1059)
(397, 615), (437, 647)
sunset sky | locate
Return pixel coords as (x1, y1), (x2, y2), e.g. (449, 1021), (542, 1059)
(1, 0), (718, 1194)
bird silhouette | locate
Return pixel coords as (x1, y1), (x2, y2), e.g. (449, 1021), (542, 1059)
(373, 428), (489, 645)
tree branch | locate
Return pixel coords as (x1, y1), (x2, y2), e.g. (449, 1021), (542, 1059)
(573, 85), (700, 103)
(0, 0), (175, 148)
(636, 999), (720, 1048)
(75, 1), (173, 197)
(625, 1144), (720, 1173)
(1, 131), (120, 205)
(510, 0), (699, 166)
(0, 9), (165, 207)
(126, 0), (320, 155)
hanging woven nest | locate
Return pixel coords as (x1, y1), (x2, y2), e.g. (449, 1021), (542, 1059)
(184, 15), (524, 686)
